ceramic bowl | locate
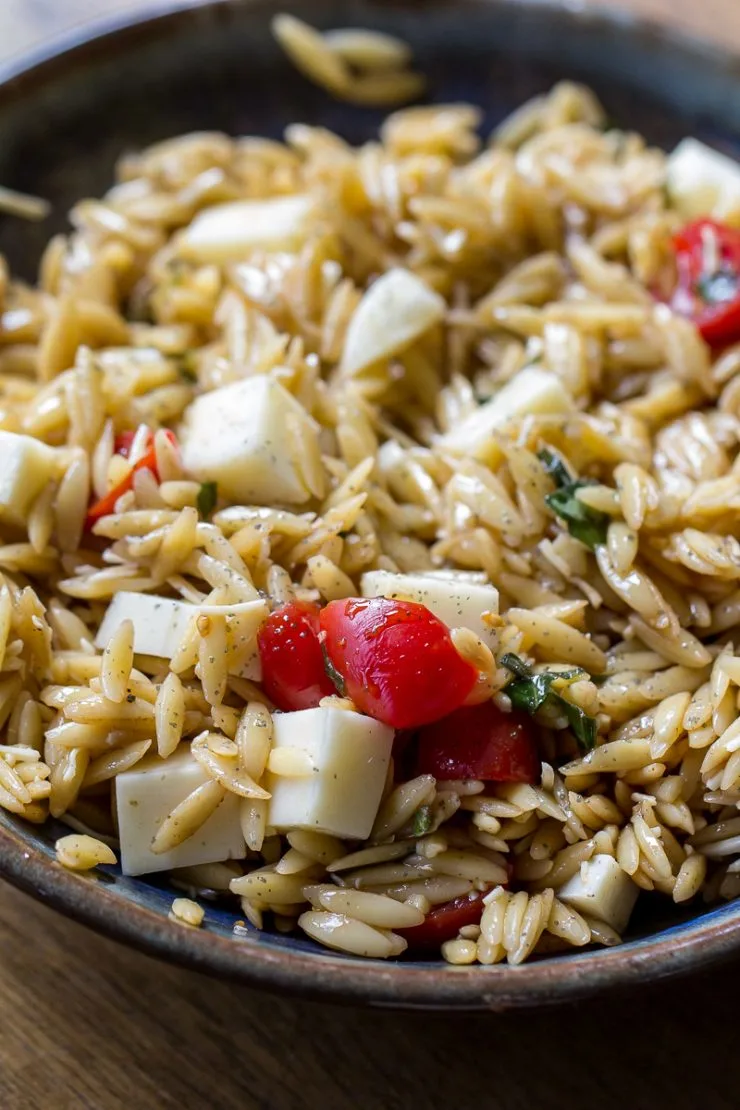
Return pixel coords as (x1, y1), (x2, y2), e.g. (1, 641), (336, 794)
(2, 0), (740, 1010)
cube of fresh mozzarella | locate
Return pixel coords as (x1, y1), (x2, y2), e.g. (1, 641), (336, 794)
(340, 268), (446, 377)
(266, 707), (394, 839)
(0, 431), (57, 526)
(667, 138), (740, 221)
(558, 854), (639, 933)
(115, 747), (246, 875)
(360, 569), (499, 646)
(94, 591), (268, 679)
(178, 195), (316, 263)
(180, 376), (324, 505)
(439, 366), (573, 459)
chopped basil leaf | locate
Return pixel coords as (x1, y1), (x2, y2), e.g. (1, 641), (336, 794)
(321, 644), (346, 697)
(197, 481), (218, 519)
(537, 449), (609, 551)
(696, 270), (740, 306)
(545, 487), (610, 550)
(499, 652), (532, 681)
(560, 699), (598, 750)
(411, 804), (433, 837)
(507, 669), (565, 714)
(537, 448), (574, 489)
(501, 653), (597, 752)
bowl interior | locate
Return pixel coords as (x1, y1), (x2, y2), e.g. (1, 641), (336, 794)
(2, 0), (740, 1008)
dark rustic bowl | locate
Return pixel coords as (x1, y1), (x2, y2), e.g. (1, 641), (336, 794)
(2, 0), (740, 1010)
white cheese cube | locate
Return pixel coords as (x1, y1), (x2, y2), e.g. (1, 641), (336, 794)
(115, 747), (246, 875)
(360, 569), (499, 646)
(178, 195), (316, 262)
(94, 591), (267, 679)
(667, 138), (740, 222)
(340, 268), (446, 377)
(558, 854), (639, 933)
(439, 366), (573, 459)
(266, 707), (394, 840)
(180, 376), (324, 505)
(0, 431), (57, 527)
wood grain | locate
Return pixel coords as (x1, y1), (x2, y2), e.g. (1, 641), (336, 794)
(3, 878), (740, 1110)
(1, 2), (740, 1108)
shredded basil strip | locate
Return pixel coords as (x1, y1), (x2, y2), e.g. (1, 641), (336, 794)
(321, 643), (346, 697)
(500, 652), (598, 752)
(196, 481), (218, 519)
(537, 448), (609, 551)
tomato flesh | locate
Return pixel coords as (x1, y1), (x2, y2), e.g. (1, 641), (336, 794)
(397, 894), (485, 952)
(670, 219), (740, 347)
(86, 429), (178, 526)
(258, 600), (335, 712)
(113, 430), (138, 459)
(413, 701), (540, 783)
(319, 597), (478, 730)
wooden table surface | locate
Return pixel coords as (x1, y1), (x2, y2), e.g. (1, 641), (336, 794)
(1, 2), (740, 1108)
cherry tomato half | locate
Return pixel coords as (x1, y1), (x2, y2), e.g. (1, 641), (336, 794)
(413, 701), (540, 784)
(258, 601), (336, 712)
(319, 597), (478, 730)
(670, 219), (740, 347)
(397, 894), (485, 952)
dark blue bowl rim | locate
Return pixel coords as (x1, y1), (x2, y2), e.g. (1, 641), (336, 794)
(2, 0), (740, 1009)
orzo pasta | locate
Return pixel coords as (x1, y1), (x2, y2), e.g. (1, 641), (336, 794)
(3, 61), (740, 966)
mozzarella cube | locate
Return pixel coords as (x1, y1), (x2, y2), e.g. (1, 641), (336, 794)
(180, 376), (324, 505)
(115, 747), (246, 876)
(266, 707), (394, 839)
(341, 268), (446, 377)
(361, 569), (499, 646)
(94, 591), (267, 679)
(667, 138), (740, 222)
(178, 195), (316, 262)
(0, 431), (57, 526)
(558, 854), (639, 933)
(439, 366), (573, 459)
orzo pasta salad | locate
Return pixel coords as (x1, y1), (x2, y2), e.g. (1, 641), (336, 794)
(4, 56), (740, 965)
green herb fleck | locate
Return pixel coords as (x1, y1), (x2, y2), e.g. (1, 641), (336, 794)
(321, 643), (346, 697)
(411, 805), (433, 837)
(537, 448), (609, 551)
(501, 652), (597, 752)
(178, 352), (198, 384)
(197, 481), (218, 519)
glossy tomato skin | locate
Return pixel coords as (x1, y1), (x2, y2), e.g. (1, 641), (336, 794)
(414, 701), (539, 783)
(319, 597), (478, 730)
(670, 219), (740, 347)
(397, 894), (485, 952)
(258, 601), (335, 712)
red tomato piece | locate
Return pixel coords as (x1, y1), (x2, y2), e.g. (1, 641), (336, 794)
(414, 701), (540, 784)
(669, 219), (740, 347)
(397, 894), (485, 952)
(86, 429), (178, 527)
(319, 597), (478, 730)
(258, 601), (336, 712)
(113, 430), (140, 459)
